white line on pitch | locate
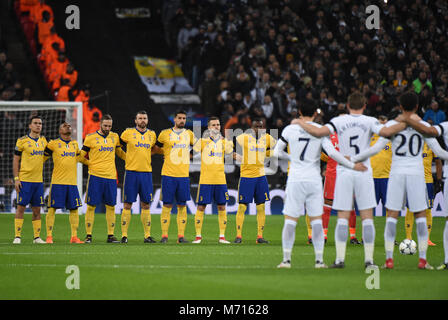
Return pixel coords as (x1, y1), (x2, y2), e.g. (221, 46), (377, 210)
(0, 263), (311, 270)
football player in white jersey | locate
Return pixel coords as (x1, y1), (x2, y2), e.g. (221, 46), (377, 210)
(351, 92), (448, 270)
(274, 103), (368, 269)
(391, 103), (448, 271)
(293, 92), (405, 268)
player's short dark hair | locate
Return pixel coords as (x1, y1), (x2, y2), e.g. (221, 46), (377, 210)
(334, 109), (348, 117)
(101, 114), (113, 122)
(399, 92), (419, 111)
(174, 109), (187, 117)
(208, 116), (220, 125)
(135, 110), (147, 118)
(300, 103), (317, 117)
(347, 92), (366, 110)
(29, 115), (42, 125)
(252, 117), (264, 123)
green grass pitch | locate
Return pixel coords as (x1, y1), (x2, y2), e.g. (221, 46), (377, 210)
(0, 213), (447, 300)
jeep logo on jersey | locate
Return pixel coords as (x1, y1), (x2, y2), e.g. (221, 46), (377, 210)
(172, 143), (187, 149)
(99, 146), (114, 152)
(30, 150), (44, 155)
(135, 142), (151, 149)
(61, 151), (76, 157)
(249, 146), (265, 152)
(208, 151), (223, 157)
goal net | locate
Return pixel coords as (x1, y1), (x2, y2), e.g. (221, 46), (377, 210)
(0, 101), (83, 213)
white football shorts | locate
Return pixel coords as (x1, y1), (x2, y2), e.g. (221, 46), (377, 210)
(283, 180), (323, 218)
(385, 174), (428, 212)
(332, 170), (376, 211)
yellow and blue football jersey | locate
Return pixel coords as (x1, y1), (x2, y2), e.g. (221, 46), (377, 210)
(157, 128), (195, 177)
(45, 138), (84, 185)
(236, 133), (276, 178)
(14, 135), (47, 182)
(370, 134), (392, 179)
(120, 127), (156, 172)
(82, 131), (122, 179)
(193, 136), (233, 185)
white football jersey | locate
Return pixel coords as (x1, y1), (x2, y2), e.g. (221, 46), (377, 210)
(435, 121), (448, 177)
(387, 119), (429, 176)
(325, 114), (383, 169)
(281, 122), (352, 181)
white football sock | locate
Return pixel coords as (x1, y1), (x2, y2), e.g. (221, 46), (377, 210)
(416, 217), (428, 260)
(362, 219), (375, 263)
(311, 219), (324, 262)
(335, 218), (348, 263)
(384, 217), (397, 260)
(444, 220), (448, 264)
(282, 219), (297, 262)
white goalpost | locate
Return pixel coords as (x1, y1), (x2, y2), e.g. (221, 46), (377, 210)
(0, 101), (83, 213)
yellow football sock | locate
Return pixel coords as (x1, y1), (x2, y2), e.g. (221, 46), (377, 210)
(69, 209), (79, 238)
(405, 208), (414, 239)
(105, 205), (116, 235)
(15, 218), (24, 238)
(236, 204), (247, 238)
(161, 206), (171, 237)
(121, 208), (131, 237)
(46, 207), (56, 237)
(141, 208), (151, 238)
(426, 208), (432, 238)
(218, 209), (227, 236)
(195, 209), (204, 237)
(256, 203), (266, 238)
(85, 205), (95, 235)
(177, 206), (187, 237)
(32, 219), (41, 239)
(306, 214), (312, 238)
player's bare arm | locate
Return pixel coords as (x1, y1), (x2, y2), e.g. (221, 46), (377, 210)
(12, 154), (21, 193)
(115, 145), (126, 160)
(402, 115), (439, 137)
(378, 122), (407, 138)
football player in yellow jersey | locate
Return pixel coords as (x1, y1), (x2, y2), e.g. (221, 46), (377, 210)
(405, 143), (442, 246)
(13, 115), (47, 244)
(234, 118), (276, 244)
(156, 110), (195, 243)
(120, 111), (160, 243)
(370, 115), (392, 216)
(192, 117), (234, 244)
(80, 114), (126, 243)
(44, 122), (89, 244)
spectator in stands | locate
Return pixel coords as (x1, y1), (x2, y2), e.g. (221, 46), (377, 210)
(37, 10), (53, 46)
(30, 0), (53, 24)
(423, 101), (446, 125)
(83, 111), (101, 139)
(413, 71), (433, 94)
(199, 68), (219, 116)
(53, 62), (77, 91)
(47, 51), (68, 88)
(393, 70), (408, 88)
(55, 79), (72, 102)
(19, 0), (39, 15)
(177, 19), (198, 60)
(261, 95), (274, 122)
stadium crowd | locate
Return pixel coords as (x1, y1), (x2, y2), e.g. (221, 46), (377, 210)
(161, 0), (448, 130)
(1, 0), (103, 139)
